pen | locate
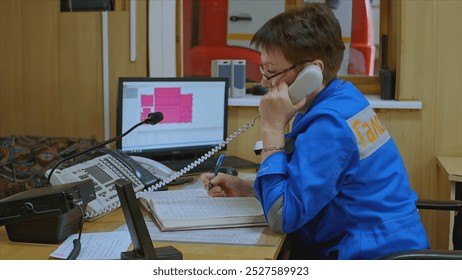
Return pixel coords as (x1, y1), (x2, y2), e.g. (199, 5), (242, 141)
(208, 154), (225, 191)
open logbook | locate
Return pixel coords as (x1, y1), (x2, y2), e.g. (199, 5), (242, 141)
(138, 188), (267, 231)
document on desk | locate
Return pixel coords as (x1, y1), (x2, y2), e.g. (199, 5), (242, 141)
(116, 218), (273, 246)
(138, 188), (267, 231)
(119, 174), (274, 246)
(50, 231), (132, 260)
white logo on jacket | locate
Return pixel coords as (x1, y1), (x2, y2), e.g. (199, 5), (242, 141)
(347, 105), (390, 159)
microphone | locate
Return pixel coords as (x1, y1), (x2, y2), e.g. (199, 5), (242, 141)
(43, 111), (163, 260)
(144, 112), (164, 125)
(46, 112), (164, 185)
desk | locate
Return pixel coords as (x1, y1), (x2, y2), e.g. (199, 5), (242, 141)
(0, 199), (286, 260)
(436, 156), (462, 249)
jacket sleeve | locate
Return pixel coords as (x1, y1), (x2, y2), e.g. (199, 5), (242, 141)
(253, 114), (357, 233)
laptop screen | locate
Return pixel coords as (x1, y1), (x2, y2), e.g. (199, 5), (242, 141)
(116, 77), (229, 161)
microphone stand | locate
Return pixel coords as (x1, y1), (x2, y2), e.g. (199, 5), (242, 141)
(46, 112), (164, 185)
(44, 112), (163, 260)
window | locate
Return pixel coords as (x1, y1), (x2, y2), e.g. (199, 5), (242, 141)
(176, 0), (394, 94)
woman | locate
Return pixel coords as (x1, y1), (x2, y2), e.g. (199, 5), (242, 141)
(202, 3), (429, 259)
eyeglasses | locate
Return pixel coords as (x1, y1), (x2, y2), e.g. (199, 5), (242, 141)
(259, 60), (313, 86)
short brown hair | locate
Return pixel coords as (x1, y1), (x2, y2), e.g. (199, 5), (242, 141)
(251, 3), (345, 83)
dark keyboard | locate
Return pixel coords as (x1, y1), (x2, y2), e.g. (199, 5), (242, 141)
(159, 155), (259, 174)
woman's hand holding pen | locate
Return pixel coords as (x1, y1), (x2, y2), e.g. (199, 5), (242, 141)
(201, 172), (255, 197)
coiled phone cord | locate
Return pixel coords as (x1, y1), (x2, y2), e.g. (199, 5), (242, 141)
(138, 113), (260, 195)
(84, 114), (260, 219)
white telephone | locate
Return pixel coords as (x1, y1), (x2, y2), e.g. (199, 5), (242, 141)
(254, 65), (323, 155)
(47, 149), (176, 220)
(288, 64), (323, 104)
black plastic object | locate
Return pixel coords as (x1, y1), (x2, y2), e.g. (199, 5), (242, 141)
(61, 0), (113, 12)
(115, 179), (183, 260)
(0, 180), (94, 243)
(218, 166), (239, 176)
(380, 34), (395, 100)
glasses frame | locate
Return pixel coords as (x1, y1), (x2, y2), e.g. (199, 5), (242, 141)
(259, 60), (313, 86)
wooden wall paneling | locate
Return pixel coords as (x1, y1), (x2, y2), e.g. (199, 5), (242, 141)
(0, 1), (24, 135)
(398, 1), (435, 102)
(114, 0), (128, 11)
(374, 110), (429, 203)
(21, 1), (60, 136)
(107, 0), (148, 141)
(108, 11), (133, 141)
(431, 0), (462, 249)
(397, 0), (442, 249)
(226, 106), (262, 164)
(396, 0), (462, 249)
(434, 1), (462, 156)
(0, 0), (148, 141)
(58, 12), (103, 139)
(385, 110), (438, 247)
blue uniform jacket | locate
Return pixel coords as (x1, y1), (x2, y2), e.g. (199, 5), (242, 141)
(254, 79), (429, 259)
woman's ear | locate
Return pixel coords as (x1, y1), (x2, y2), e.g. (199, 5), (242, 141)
(312, 59), (324, 72)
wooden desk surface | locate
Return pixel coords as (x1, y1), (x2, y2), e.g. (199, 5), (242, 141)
(0, 201), (286, 260)
(436, 156), (462, 182)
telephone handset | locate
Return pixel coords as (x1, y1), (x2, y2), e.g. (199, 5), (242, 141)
(130, 155), (176, 181)
(288, 64), (323, 104)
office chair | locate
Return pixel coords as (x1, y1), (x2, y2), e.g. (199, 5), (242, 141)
(382, 199), (462, 259)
